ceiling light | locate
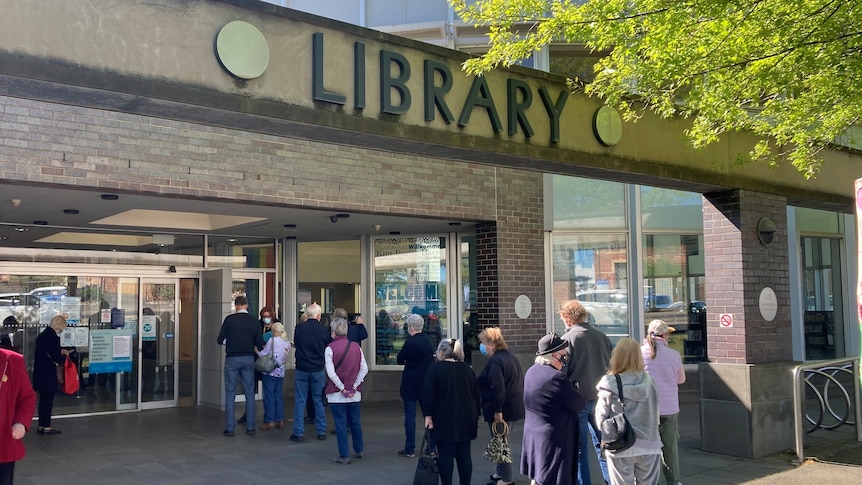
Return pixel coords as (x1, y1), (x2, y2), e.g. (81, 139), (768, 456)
(227, 238), (237, 242)
(283, 224), (297, 230)
(14, 227), (27, 232)
(101, 194), (119, 200)
(33, 220), (48, 225)
(389, 231), (401, 235)
(448, 222), (462, 226)
(64, 209), (80, 215)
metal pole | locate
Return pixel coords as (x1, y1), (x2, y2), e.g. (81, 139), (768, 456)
(793, 365), (805, 463)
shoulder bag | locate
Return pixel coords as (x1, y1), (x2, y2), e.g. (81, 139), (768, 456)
(413, 428), (440, 485)
(254, 339), (278, 373)
(599, 374), (637, 453)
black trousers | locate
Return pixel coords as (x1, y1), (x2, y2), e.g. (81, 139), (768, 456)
(436, 439), (472, 485)
(38, 391), (55, 427)
(0, 461), (15, 485)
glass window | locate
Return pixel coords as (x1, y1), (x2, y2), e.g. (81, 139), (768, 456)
(373, 236), (447, 366)
(641, 187), (704, 231)
(551, 175), (626, 229)
(801, 237), (844, 360)
(796, 207), (840, 233)
(0, 275), (140, 413)
(643, 234), (707, 362)
(207, 236), (276, 269)
(551, 233), (628, 338)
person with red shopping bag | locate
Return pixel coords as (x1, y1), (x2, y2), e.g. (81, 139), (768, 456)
(32, 315), (70, 435)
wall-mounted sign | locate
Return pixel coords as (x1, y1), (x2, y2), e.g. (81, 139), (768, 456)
(719, 313), (733, 328)
(215, 20), (270, 80)
(515, 295), (532, 319)
(759, 287), (778, 321)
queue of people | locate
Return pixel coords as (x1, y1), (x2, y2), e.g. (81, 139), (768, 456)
(11, 296), (678, 485)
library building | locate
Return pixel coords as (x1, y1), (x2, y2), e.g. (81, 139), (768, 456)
(0, 0), (859, 458)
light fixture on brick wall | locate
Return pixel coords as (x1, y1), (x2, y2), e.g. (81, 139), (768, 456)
(757, 217), (776, 246)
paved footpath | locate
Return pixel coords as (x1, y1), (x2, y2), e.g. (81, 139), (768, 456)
(15, 399), (862, 484)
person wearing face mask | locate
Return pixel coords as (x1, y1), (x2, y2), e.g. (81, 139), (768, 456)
(477, 327), (524, 485)
(237, 305), (279, 427)
(395, 313), (434, 457)
(32, 315), (70, 435)
(521, 333), (585, 485)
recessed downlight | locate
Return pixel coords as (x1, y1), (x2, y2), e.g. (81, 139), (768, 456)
(33, 220), (48, 225)
(64, 209), (80, 215)
(101, 194), (119, 200)
(389, 231), (401, 235)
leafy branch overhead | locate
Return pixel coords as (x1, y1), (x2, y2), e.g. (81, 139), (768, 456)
(453, 0), (862, 178)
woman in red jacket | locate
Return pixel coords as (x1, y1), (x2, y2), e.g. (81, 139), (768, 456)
(1, 347), (37, 484)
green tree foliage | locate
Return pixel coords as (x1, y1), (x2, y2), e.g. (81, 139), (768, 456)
(454, 0), (862, 178)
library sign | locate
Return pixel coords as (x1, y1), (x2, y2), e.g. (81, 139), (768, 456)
(214, 21), (622, 147)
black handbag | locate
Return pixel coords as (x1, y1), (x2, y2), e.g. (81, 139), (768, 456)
(599, 374), (637, 453)
(413, 428), (440, 485)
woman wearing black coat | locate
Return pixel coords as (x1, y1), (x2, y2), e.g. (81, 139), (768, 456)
(32, 315), (69, 435)
(423, 339), (481, 485)
(477, 327), (525, 485)
(521, 333), (585, 485)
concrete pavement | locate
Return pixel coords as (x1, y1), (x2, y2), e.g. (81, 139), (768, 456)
(14, 399), (862, 484)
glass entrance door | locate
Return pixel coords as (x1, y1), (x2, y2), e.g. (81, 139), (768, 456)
(140, 279), (178, 409)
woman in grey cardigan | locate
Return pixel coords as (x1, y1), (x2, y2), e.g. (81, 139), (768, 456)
(595, 338), (662, 484)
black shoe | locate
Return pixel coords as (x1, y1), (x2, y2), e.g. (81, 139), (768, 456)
(237, 414), (247, 424)
(289, 434), (303, 442)
(398, 449), (416, 458)
(246, 429), (255, 436)
(223, 429), (235, 437)
(317, 434), (327, 441)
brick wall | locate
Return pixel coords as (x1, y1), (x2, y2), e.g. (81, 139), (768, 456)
(703, 189), (792, 364)
(0, 95), (499, 221)
(475, 168), (545, 351)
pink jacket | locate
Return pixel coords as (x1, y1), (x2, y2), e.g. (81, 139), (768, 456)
(642, 338), (685, 415)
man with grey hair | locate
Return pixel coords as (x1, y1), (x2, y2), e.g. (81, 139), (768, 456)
(395, 313), (434, 457)
(290, 303), (331, 442)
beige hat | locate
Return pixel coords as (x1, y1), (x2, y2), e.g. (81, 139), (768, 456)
(648, 319), (675, 336)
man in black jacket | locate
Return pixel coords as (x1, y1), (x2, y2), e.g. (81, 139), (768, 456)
(290, 303), (332, 442)
(217, 296), (264, 437)
(396, 313), (434, 457)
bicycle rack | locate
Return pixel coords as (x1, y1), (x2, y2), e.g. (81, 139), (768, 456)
(792, 357), (862, 464)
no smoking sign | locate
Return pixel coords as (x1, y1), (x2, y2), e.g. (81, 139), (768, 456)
(719, 313), (733, 328)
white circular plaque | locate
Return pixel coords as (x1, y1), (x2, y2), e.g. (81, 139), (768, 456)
(759, 287), (778, 322)
(514, 295), (532, 319)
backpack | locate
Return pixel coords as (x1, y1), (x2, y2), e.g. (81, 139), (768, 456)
(599, 374), (637, 453)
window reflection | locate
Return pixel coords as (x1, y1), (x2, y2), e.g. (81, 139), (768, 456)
(373, 236), (447, 365)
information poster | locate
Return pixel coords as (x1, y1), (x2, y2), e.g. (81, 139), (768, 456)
(89, 329), (134, 373)
(141, 314), (157, 341)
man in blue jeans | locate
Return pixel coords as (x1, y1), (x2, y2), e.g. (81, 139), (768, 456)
(217, 295), (265, 436)
(558, 299), (612, 485)
(291, 303), (332, 442)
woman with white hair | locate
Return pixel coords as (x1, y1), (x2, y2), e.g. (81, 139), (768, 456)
(423, 339), (481, 485)
(257, 322), (291, 430)
(32, 315), (69, 435)
(325, 317), (368, 464)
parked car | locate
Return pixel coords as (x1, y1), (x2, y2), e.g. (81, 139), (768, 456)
(576, 290), (628, 327)
(0, 293), (40, 326)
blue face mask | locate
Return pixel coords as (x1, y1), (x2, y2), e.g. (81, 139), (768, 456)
(263, 317), (272, 324)
(479, 343), (488, 356)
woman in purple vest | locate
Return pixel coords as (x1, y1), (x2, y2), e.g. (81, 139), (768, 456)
(324, 317), (368, 464)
